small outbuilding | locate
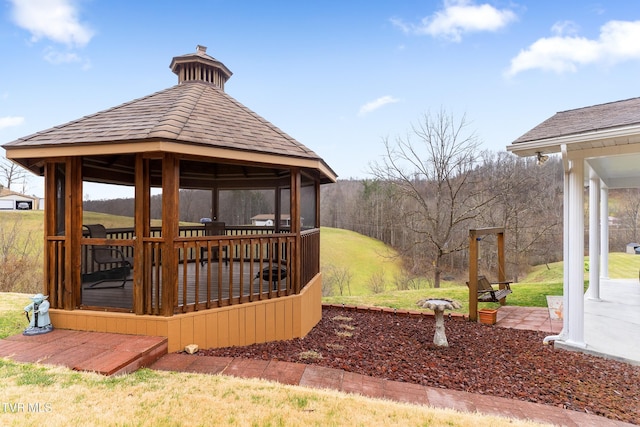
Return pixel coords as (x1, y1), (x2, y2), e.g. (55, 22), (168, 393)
(0, 188), (39, 210)
(626, 243), (640, 255)
(2, 45), (337, 352)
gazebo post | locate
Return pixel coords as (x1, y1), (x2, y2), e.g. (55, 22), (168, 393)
(133, 154), (150, 315)
(315, 180), (321, 228)
(291, 168), (301, 293)
(161, 153), (180, 316)
(44, 162), (59, 307)
(69, 157), (83, 309)
(212, 186), (219, 220)
(274, 183), (282, 234)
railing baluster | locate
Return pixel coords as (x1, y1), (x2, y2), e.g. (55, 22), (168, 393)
(69, 225), (320, 315)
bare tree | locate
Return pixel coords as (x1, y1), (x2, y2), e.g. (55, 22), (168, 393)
(480, 152), (563, 281)
(370, 109), (493, 288)
(0, 155), (27, 191)
(617, 188), (640, 245)
(322, 264), (352, 296)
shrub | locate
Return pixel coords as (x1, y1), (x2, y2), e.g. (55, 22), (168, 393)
(0, 215), (42, 293)
(367, 269), (386, 294)
(322, 264), (352, 296)
(393, 269), (423, 290)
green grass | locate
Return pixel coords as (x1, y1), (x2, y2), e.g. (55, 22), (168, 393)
(82, 211), (166, 228)
(320, 227), (640, 312)
(605, 252), (640, 278)
(0, 293), (29, 339)
(0, 358), (542, 427)
(322, 281), (566, 314)
(320, 227), (402, 295)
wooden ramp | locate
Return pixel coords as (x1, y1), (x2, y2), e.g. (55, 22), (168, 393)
(0, 329), (167, 376)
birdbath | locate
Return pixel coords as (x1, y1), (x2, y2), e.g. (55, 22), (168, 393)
(416, 298), (461, 347)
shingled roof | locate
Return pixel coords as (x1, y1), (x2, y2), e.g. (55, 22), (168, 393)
(512, 97), (640, 144)
(4, 81), (319, 160)
(3, 46), (336, 183)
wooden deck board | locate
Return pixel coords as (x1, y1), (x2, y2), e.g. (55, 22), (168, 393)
(81, 261), (288, 311)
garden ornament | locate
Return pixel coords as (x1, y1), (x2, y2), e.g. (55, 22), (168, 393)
(23, 293), (53, 336)
(416, 298), (461, 347)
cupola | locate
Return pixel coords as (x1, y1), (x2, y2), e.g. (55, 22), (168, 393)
(169, 45), (233, 90)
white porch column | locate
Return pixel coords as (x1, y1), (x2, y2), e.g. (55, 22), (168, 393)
(600, 183), (609, 279)
(587, 172), (601, 300)
(565, 157), (586, 348)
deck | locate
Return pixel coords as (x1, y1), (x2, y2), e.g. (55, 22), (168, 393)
(81, 260), (289, 312)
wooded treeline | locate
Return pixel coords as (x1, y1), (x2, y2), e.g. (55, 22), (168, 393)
(321, 152), (564, 283)
(80, 153), (640, 285)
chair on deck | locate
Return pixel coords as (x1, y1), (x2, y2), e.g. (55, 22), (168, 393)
(200, 221), (227, 266)
(83, 224), (133, 289)
(468, 275), (512, 302)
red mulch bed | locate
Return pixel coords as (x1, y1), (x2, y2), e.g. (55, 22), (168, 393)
(197, 306), (640, 424)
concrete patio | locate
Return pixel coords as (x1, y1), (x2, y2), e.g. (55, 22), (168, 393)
(554, 278), (640, 365)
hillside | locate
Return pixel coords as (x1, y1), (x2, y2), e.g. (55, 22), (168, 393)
(320, 227), (402, 295)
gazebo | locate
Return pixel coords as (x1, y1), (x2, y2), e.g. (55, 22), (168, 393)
(507, 97), (640, 363)
(2, 45), (337, 352)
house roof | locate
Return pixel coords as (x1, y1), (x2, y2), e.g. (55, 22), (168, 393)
(3, 47), (337, 184)
(0, 188), (38, 200)
(251, 214), (291, 220)
(512, 97), (640, 145)
(507, 96), (640, 189)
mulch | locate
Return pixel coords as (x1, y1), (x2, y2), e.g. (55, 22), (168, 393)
(197, 306), (640, 425)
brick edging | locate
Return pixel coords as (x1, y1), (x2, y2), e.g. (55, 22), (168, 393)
(321, 303), (468, 321)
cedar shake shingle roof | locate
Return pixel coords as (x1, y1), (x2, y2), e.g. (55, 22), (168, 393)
(512, 96), (640, 144)
(4, 80), (319, 161)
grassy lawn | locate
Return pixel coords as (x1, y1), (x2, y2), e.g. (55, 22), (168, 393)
(0, 211), (45, 256)
(320, 227), (402, 295)
(0, 357), (545, 427)
(0, 293), (27, 339)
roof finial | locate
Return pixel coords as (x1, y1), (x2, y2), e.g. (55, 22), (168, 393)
(196, 45), (207, 54)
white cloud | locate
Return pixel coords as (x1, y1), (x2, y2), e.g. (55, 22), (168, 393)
(551, 20), (580, 37)
(10, 0), (94, 47)
(392, 0), (517, 42)
(506, 20), (640, 77)
(0, 116), (25, 130)
(358, 96), (399, 117)
(43, 47), (81, 64)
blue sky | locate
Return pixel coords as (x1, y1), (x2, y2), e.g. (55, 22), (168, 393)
(2, 0), (640, 198)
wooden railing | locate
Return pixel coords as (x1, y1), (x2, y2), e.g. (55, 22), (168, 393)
(301, 228), (320, 286)
(172, 233), (295, 314)
(45, 236), (65, 309)
(79, 225), (283, 273)
(46, 225), (322, 315)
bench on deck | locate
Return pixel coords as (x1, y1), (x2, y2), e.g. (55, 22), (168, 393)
(468, 275), (512, 303)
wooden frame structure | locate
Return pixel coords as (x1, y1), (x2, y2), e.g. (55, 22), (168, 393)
(468, 227), (507, 322)
(3, 46), (336, 352)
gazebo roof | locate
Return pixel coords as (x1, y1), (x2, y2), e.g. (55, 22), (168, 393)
(3, 46), (336, 184)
